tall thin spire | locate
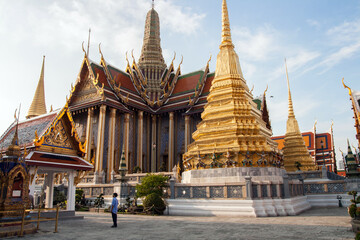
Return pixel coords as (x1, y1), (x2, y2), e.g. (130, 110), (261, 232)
(282, 61), (316, 172)
(285, 59), (295, 117)
(87, 28), (91, 56)
(214, 0), (244, 80)
(220, 0), (233, 48)
(26, 56), (47, 119)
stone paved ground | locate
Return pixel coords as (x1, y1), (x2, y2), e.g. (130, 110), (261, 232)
(5, 207), (355, 240)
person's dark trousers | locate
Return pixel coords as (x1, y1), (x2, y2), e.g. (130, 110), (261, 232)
(112, 212), (117, 227)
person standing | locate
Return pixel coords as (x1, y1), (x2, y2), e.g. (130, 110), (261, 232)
(110, 193), (118, 228)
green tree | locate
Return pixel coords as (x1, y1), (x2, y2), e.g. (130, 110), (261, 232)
(143, 193), (166, 215)
(136, 174), (168, 198)
(75, 189), (84, 204)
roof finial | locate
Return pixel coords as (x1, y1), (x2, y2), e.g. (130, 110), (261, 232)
(263, 84), (268, 96)
(6, 105), (21, 158)
(220, 0), (233, 48)
(285, 58), (295, 117)
(152, 0), (154, 9)
(87, 28), (91, 56)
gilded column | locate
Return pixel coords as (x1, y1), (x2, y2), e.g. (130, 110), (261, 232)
(184, 115), (191, 152)
(168, 112), (174, 171)
(151, 115), (157, 172)
(85, 108), (94, 161)
(124, 113), (130, 173)
(137, 111), (144, 172)
(146, 115), (151, 172)
(95, 105), (106, 183)
(107, 108), (116, 183)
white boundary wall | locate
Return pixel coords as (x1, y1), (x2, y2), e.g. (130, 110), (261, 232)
(166, 194), (351, 217)
(166, 196), (311, 217)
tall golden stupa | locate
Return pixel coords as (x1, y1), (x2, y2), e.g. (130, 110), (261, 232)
(183, 0), (280, 170)
(282, 62), (316, 172)
(26, 56), (47, 119)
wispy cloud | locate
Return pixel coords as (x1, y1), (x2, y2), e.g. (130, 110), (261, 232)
(157, 1), (205, 35)
(327, 19), (360, 44)
(306, 19), (321, 28)
(270, 50), (321, 82)
(300, 19), (360, 74)
(233, 25), (280, 62)
(0, 0), (204, 60)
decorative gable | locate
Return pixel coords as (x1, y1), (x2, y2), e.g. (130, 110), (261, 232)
(42, 119), (72, 150)
(34, 105), (86, 156)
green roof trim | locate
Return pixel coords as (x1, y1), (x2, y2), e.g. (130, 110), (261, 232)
(178, 70), (204, 80)
(253, 99), (262, 110)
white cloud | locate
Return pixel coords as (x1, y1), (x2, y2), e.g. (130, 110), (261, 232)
(317, 42), (360, 74)
(327, 19), (360, 44)
(269, 50), (320, 82)
(157, 1), (205, 35)
(0, 0), (204, 58)
(233, 25), (279, 61)
(301, 18), (360, 74)
(306, 19), (320, 28)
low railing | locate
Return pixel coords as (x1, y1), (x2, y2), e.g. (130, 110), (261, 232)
(0, 206), (60, 237)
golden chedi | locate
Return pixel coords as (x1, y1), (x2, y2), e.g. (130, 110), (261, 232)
(282, 62), (316, 172)
(26, 56), (47, 119)
(183, 0), (280, 171)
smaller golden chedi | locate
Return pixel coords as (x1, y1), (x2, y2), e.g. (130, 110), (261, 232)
(282, 61), (316, 172)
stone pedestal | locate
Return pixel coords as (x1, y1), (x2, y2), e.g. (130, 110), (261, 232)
(182, 167), (286, 184)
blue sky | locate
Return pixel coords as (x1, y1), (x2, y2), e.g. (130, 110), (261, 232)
(0, 0), (359, 168)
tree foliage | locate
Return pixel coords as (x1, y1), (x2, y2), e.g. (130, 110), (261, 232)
(136, 174), (168, 198)
(143, 193), (166, 215)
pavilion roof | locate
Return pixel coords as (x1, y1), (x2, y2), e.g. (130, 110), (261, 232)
(0, 111), (58, 150)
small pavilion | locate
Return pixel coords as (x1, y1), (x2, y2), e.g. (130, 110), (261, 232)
(0, 104), (93, 210)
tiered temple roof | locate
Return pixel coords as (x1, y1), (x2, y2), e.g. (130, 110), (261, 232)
(67, 6), (215, 116)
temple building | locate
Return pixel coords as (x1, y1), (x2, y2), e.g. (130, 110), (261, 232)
(64, 3), (216, 184)
(61, 1), (278, 184)
(271, 123), (337, 172)
(2, 1), (323, 189)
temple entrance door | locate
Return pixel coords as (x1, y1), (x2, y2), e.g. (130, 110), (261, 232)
(162, 155), (168, 172)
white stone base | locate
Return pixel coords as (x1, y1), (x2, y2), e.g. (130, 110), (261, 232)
(181, 167), (286, 184)
(306, 194), (351, 207)
(166, 196), (310, 217)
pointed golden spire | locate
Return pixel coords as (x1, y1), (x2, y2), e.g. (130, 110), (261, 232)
(26, 56), (47, 119)
(214, 0), (244, 80)
(220, 0), (233, 48)
(285, 59), (295, 118)
(283, 59), (316, 172)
